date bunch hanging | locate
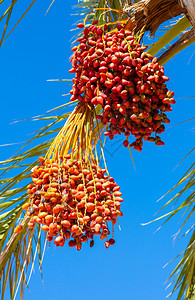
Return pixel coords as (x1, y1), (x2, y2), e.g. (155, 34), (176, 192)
(15, 104), (123, 250)
(69, 21), (175, 151)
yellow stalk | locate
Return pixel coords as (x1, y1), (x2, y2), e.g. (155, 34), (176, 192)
(98, 19), (128, 29)
(71, 109), (87, 159)
(66, 115), (82, 158)
(94, 113), (109, 176)
(83, 8), (126, 27)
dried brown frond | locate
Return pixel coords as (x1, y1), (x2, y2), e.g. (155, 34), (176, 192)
(158, 27), (195, 64)
(125, 0), (188, 35)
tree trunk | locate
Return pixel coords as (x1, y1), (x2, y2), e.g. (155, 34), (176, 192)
(180, 0), (195, 28)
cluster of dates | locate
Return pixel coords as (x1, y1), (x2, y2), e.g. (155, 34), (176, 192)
(22, 155), (123, 250)
(69, 22), (175, 151)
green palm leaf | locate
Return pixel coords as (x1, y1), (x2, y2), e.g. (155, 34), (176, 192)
(166, 229), (195, 300)
(0, 102), (74, 299)
(143, 152), (195, 299)
(148, 16), (191, 56)
(0, 0), (37, 47)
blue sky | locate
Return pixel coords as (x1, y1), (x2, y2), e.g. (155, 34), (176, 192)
(0, 1), (195, 300)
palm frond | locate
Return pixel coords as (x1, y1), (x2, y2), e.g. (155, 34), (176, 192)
(0, 0), (37, 47)
(0, 0), (15, 46)
(0, 223), (44, 300)
(143, 149), (195, 299)
(142, 158), (195, 228)
(166, 229), (195, 300)
(73, 0), (130, 39)
(73, 0), (98, 24)
(0, 0), (64, 46)
(158, 28), (195, 65)
(0, 101), (74, 299)
(148, 16), (191, 57)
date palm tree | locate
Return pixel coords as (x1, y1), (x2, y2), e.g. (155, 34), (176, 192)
(0, 1), (194, 299)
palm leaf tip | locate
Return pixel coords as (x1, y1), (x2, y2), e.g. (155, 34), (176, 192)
(0, 0), (37, 47)
(0, 220), (44, 300)
(151, 154), (195, 300)
(166, 229), (195, 300)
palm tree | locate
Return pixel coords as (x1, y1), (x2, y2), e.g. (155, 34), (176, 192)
(0, 1), (194, 299)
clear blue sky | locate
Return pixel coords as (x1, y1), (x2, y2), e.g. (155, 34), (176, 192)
(0, 1), (194, 300)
